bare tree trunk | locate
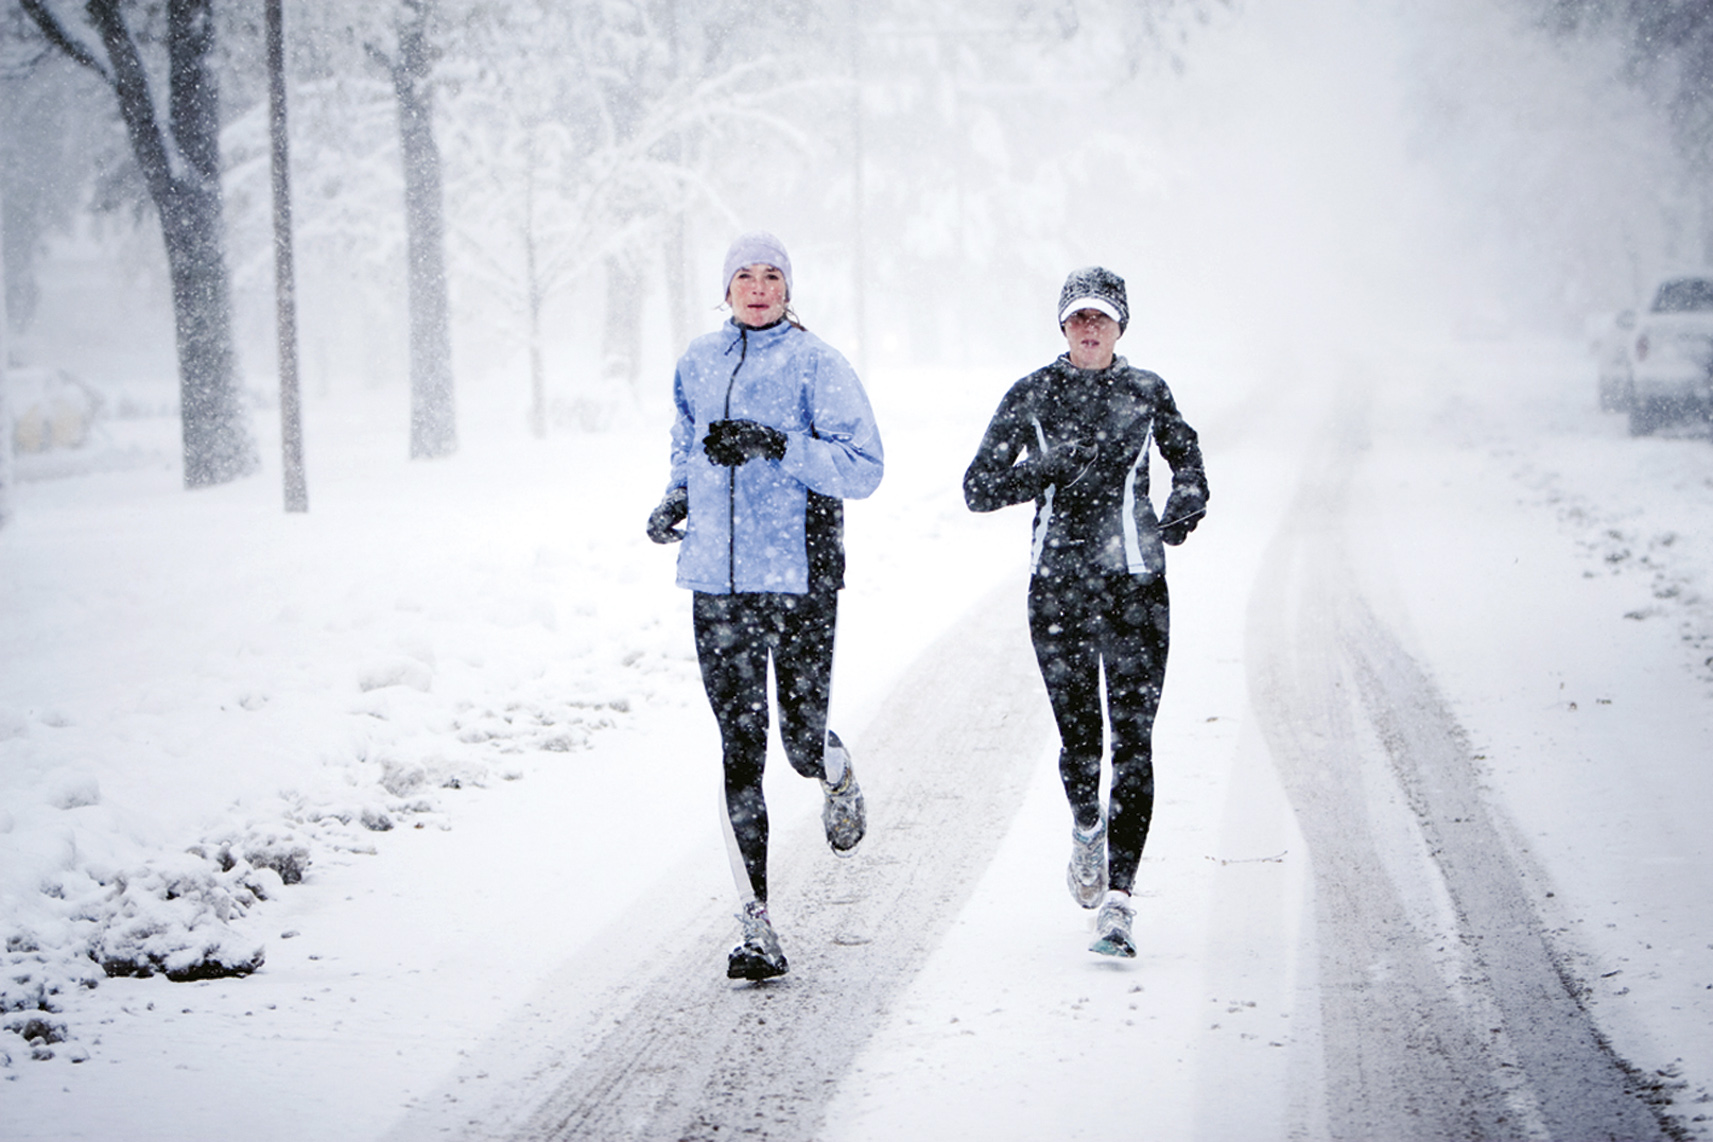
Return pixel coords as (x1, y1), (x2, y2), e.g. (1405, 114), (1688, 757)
(159, 184), (252, 484)
(158, 0), (254, 486)
(661, 0), (692, 360)
(847, 0), (867, 377)
(1700, 181), (1713, 269)
(603, 254), (642, 394)
(22, 0), (256, 488)
(373, 0), (455, 460)
(523, 152), (546, 439)
(267, 0), (307, 511)
(0, 180), (12, 530)
(664, 208), (691, 360)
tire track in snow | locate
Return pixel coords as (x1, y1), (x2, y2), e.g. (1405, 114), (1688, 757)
(496, 579), (1056, 1142)
(1247, 393), (1674, 1140)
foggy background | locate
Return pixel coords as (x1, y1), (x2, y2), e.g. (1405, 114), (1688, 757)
(0, 0), (1706, 449)
(8, 4), (1713, 1133)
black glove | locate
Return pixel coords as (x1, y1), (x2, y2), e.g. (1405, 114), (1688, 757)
(1035, 440), (1099, 488)
(1159, 487), (1205, 546)
(646, 486), (688, 544)
(704, 419), (788, 466)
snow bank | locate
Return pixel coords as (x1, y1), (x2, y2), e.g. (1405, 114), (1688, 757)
(0, 395), (700, 1065)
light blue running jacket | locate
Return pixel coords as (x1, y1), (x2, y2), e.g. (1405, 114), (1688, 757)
(666, 319), (884, 595)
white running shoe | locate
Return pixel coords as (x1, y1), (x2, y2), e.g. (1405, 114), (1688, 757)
(1066, 816), (1107, 909)
(820, 732), (866, 854)
(727, 900), (788, 981)
(1090, 890), (1136, 958)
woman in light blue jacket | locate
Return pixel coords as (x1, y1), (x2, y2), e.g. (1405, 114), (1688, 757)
(646, 231), (883, 981)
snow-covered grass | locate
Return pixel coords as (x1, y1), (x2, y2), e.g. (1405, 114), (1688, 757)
(0, 382), (711, 1072)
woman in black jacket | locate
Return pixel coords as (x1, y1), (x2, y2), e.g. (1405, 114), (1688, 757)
(963, 266), (1208, 958)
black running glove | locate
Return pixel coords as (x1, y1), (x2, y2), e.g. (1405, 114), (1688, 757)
(704, 419), (789, 466)
(1159, 487), (1206, 546)
(646, 486), (689, 544)
(1034, 440), (1099, 489)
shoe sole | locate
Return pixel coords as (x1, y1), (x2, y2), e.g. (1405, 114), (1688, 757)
(1089, 935), (1136, 958)
(727, 954), (789, 981)
(824, 792), (866, 855)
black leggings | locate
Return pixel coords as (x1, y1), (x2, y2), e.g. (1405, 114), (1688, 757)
(693, 590), (837, 903)
(1028, 571), (1169, 894)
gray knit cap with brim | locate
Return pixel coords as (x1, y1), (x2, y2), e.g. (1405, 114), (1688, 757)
(1058, 265), (1128, 331)
(723, 231), (793, 298)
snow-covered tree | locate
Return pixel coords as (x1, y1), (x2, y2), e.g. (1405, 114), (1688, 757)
(17, 0), (256, 487)
(0, 40), (111, 334)
(4, 0), (1243, 450)
(1537, 0), (1713, 266)
(442, 0), (816, 428)
(367, 0), (455, 460)
(0, 179), (12, 531)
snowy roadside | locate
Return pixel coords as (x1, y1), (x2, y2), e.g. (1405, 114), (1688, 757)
(0, 388), (712, 1096)
(1349, 336), (1713, 1128)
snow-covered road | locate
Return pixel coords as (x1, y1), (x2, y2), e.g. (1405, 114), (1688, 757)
(391, 580), (1055, 1141)
(807, 340), (1713, 1141)
(1252, 383), (1668, 1140)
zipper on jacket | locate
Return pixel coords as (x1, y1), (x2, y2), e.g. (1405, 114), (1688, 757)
(723, 327), (749, 593)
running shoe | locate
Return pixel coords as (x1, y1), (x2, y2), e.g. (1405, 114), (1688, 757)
(727, 899), (788, 981)
(1066, 816), (1108, 909)
(1089, 889), (1136, 958)
(820, 732), (866, 854)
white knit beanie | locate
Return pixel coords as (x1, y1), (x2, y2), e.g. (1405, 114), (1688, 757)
(723, 231), (793, 298)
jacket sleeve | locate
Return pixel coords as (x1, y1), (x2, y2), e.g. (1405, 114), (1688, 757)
(963, 380), (1048, 513)
(665, 361), (694, 494)
(777, 347), (884, 500)
(1153, 380), (1209, 508)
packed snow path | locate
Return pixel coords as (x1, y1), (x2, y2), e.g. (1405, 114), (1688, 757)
(1248, 391), (1673, 1141)
(12, 343), (1709, 1139)
(378, 359), (1692, 1142)
(385, 581), (1057, 1141)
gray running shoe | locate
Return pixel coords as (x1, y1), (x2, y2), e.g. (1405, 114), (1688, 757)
(820, 732), (866, 854)
(1089, 890), (1136, 958)
(1066, 816), (1107, 909)
(728, 899), (788, 981)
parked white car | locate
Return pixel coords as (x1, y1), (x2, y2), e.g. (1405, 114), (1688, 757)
(1625, 274), (1713, 435)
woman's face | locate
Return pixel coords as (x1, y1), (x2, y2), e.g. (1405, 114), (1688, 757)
(728, 264), (788, 327)
(1062, 309), (1121, 370)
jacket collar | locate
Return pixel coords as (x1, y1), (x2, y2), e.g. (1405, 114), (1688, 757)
(1052, 352), (1128, 380)
(724, 317), (794, 354)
